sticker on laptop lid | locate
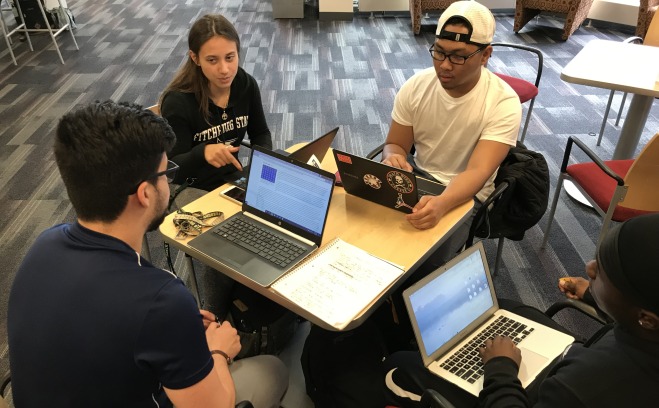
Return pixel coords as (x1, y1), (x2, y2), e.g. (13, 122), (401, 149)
(336, 153), (352, 164)
(386, 171), (414, 194)
(363, 174), (382, 189)
(306, 154), (321, 168)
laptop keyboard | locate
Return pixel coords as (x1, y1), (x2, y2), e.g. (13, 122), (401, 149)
(439, 315), (534, 384)
(213, 217), (306, 268)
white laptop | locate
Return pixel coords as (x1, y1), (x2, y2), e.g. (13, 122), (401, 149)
(403, 242), (574, 396)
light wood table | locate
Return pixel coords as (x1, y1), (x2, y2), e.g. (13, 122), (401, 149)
(561, 39), (659, 160)
(160, 145), (473, 330)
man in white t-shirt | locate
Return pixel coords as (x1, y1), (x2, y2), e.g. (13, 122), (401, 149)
(383, 1), (521, 268)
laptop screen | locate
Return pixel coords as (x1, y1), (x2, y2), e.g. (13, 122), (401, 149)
(409, 248), (494, 357)
(245, 148), (335, 238)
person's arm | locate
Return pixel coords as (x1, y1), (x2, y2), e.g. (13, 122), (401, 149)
(163, 92), (243, 176)
(137, 281), (239, 408)
(382, 120), (415, 171)
(161, 93), (210, 180)
(558, 277), (597, 307)
(164, 321), (241, 408)
(478, 336), (529, 408)
(407, 139), (510, 230)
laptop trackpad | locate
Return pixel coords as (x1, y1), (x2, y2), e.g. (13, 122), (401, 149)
(518, 347), (549, 384)
(222, 248), (253, 267)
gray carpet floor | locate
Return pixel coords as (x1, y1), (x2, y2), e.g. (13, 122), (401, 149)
(1, 0), (658, 405)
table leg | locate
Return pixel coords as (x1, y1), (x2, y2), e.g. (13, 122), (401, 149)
(613, 94), (654, 160)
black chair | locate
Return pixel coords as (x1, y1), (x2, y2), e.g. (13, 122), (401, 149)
(545, 298), (611, 325)
(464, 180), (509, 275)
(420, 388), (457, 408)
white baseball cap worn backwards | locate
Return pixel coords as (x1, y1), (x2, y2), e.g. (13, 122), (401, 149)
(436, 1), (496, 46)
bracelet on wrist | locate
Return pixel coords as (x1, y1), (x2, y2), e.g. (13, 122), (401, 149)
(210, 349), (233, 365)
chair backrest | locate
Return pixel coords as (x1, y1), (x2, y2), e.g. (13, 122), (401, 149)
(491, 43), (544, 89)
(621, 133), (659, 211)
(644, 10), (659, 46)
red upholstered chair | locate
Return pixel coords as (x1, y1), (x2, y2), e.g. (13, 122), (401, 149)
(491, 43), (543, 143)
(542, 133), (659, 249)
(409, 0), (463, 35)
(514, 0), (595, 40)
(637, 0), (659, 38)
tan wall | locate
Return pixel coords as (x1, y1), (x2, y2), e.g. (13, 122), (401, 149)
(319, 0), (353, 13)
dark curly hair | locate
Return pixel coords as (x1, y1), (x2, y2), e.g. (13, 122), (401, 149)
(54, 100), (176, 222)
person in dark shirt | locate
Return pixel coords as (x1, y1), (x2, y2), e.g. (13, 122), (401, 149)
(159, 14), (275, 318)
(384, 213), (659, 407)
(160, 14), (272, 192)
(7, 101), (287, 408)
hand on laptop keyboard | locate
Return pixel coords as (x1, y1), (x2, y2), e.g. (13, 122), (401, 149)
(479, 336), (522, 367)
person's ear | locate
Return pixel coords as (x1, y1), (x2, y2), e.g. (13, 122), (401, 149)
(480, 45), (493, 66)
(638, 310), (659, 330)
(189, 50), (199, 66)
(134, 182), (151, 209)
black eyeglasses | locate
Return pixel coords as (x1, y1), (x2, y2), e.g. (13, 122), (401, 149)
(130, 160), (179, 194)
(428, 45), (486, 65)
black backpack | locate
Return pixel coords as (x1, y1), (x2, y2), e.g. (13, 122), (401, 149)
(301, 321), (388, 408)
(474, 143), (550, 241)
(226, 283), (299, 359)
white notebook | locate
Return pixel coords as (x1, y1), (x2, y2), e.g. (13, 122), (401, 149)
(272, 238), (404, 329)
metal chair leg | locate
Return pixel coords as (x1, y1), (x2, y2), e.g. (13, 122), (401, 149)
(542, 173), (566, 248)
(0, 14), (16, 65)
(519, 98), (535, 143)
(492, 237), (505, 276)
(615, 92), (628, 126)
(597, 90), (615, 146)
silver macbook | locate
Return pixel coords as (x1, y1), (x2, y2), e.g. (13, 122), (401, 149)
(188, 145), (336, 287)
(403, 242), (574, 396)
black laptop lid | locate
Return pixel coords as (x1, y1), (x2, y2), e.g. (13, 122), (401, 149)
(333, 149), (421, 213)
(243, 146), (336, 245)
(288, 127), (340, 164)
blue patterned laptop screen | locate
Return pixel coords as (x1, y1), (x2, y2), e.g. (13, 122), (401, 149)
(245, 149), (334, 237)
(409, 249), (494, 356)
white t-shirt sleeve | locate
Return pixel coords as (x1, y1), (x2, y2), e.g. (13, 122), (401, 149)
(391, 74), (417, 127)
(480, 80), (522, 147)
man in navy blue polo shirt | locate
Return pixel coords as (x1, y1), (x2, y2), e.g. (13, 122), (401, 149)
(8, 101), (287, 408)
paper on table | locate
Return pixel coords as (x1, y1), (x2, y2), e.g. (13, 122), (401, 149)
(271, 238), (404, 329)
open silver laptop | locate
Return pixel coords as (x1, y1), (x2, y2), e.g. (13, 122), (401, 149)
(403, 242), (574, 396)
(188, 145), (335, 287)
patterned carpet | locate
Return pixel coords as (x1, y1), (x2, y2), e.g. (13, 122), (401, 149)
(1, 0), (658, 404)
